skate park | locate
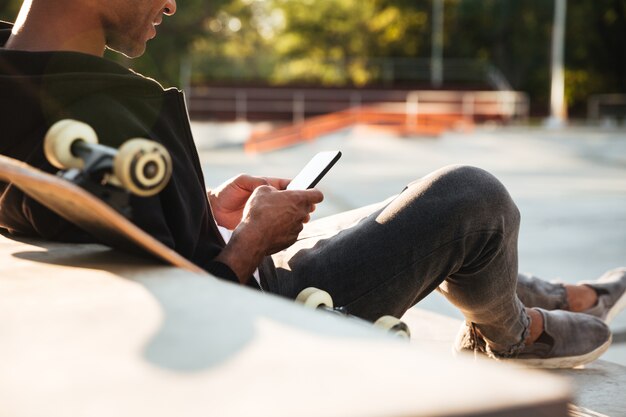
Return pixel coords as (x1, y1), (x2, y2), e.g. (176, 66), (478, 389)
(2, 0), (626, 416)
(2, 118), (624, 417)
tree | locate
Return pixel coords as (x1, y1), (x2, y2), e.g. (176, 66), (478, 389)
(268, 0), (430, 85)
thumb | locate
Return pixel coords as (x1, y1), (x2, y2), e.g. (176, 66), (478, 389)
(236, 174), (269, 191)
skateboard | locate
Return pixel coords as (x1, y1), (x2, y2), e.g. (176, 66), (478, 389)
(0, 119), (206, 274)
(296, 287), (411, 339)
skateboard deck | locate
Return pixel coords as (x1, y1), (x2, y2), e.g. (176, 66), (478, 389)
(0, 154), (206, 274)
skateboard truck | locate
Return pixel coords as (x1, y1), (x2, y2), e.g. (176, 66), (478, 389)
(296, 287), (411, 339)
(43, 120), (173, 218)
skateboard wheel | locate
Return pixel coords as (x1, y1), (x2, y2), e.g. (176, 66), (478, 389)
(374, 316), (411, 340)
(296, 287), (334, 309)
(113, 138), (173, 197)
(44, 119), (98, 169)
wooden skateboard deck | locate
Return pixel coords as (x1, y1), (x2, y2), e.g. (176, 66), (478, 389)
(0, 154), (206, 274)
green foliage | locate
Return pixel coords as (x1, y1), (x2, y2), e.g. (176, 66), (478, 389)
(564, 0), (626, 109)
(190, 0), (277, 84)
(0, 0), (20, 21)
(264, 0), (429, 85)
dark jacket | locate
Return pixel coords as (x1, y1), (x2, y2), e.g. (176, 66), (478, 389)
(0, 21), (262, 286)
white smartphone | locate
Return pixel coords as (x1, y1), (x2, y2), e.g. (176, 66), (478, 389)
(286, 151), (342, 190)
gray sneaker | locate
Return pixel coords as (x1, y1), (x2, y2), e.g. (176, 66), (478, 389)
(581, 267), (626, 324)
(454, 308), (612, 369)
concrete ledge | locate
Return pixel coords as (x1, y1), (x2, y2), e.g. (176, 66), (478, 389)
(0, 234), (571, 416)
(402, 305), (626, 416)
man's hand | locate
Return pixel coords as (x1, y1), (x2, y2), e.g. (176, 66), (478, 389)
(208, 174), (291, 230)
(238, 185), (323, 254)
(214, 185), (324, 283)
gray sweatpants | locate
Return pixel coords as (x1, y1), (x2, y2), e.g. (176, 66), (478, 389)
(268, 165), (541, 354)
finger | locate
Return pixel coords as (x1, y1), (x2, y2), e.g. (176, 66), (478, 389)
(303, 214), (311, 223)
(236, 174), (269, 191)
(280, 189), (323, 205)
(264, 177), (291, 190)
(309, 204), (317, 213)
(304, 188), (324, 204)
(253, 184), (276, 196)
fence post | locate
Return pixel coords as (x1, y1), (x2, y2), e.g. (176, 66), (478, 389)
(350, 92), (362, 123)
(406, 91), (420, 132)
(350, 92), (362, 109)
(294, 92), (305, 124)
(587, 96), (600, 121)
(547, 0), (568, 127)
(383, 61), (394, 86)
(236, 90), (247, 121)
(462, 93), (475, 121)
(431, 0), (444, 87)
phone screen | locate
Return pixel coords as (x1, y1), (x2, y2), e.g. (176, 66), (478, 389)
(286, 151), (342, 190)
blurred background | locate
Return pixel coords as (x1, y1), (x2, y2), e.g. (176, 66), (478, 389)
(2, 0), (625, 363)
(3, 0), (625, 118)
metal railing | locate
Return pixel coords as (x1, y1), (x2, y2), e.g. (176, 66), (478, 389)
(188, 87), (529, 123)
(587, 94), (626, 121)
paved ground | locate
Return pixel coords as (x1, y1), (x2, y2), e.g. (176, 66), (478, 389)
(192, 122), (626, 367)
(2, 235), (573, 417)
(403, 308), (626, 416)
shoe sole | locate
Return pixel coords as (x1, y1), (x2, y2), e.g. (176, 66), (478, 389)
(501, 334), (613, 369)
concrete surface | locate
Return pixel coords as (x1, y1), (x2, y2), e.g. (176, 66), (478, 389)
(404, 308), (626, 416)
(0, 234), (572, 417)
(2, 122), (623, 416)
(194, 123), (626, 367)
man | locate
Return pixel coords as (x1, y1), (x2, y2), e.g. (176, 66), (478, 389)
(1, 0), (624, 368)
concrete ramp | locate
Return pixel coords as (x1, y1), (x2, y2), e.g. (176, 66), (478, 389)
(0, 234), (573, 416)
(403, 307), (626, 416)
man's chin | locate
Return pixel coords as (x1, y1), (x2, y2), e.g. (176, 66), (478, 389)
(105, 44), (146, 59)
